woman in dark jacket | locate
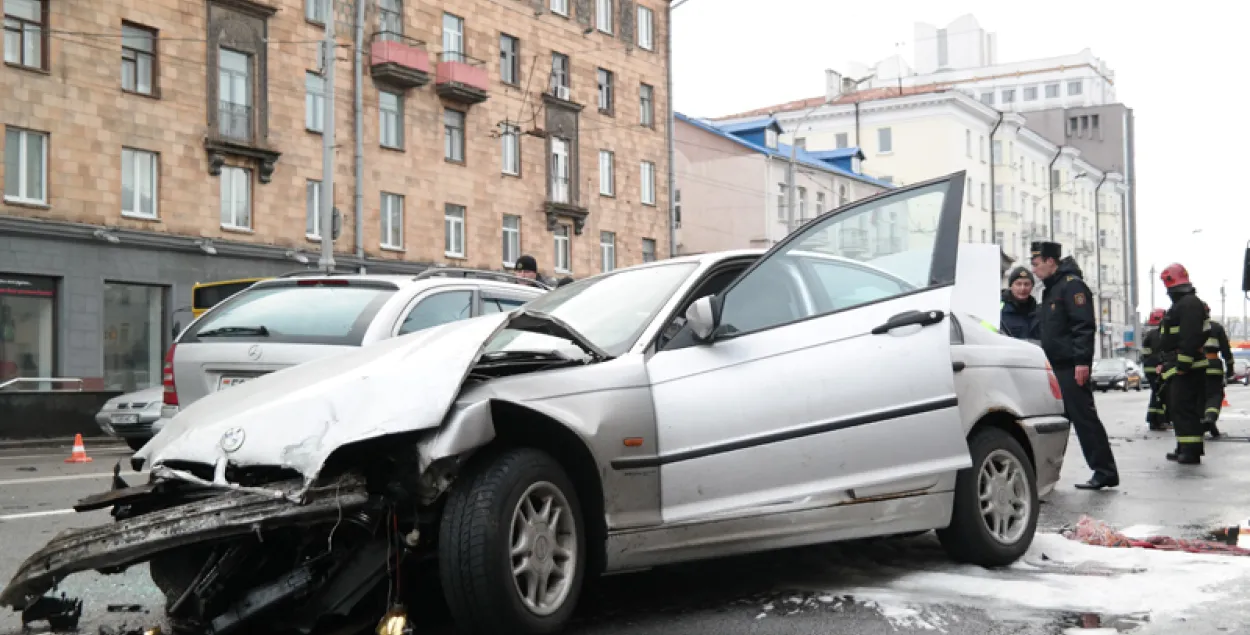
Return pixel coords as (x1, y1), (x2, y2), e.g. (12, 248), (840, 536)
(1000, 266), (1041, 341)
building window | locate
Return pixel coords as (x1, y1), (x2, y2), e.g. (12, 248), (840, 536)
(554, 225), (571, 273)
(0, 274), (57, 384)
(1044, 83), (1060, 98)
(980, 183), (986, 210)
(640, 160), (656, 205)
(965, 226), (972, 242)
(121, 23), (157, 95)
(1099, 228), (1107, 247)
(502, 214), (520, 267)
(1091, 114), (1100, 132)
(764, 128), (777, 149)
(979, 92), (994, 105)
(378, 0), (402, 38)
(993, 185), (1003, 210)
(876, 127), (892, 153)
(217, 48), (252, 142)
(815, 191), (825, 215)
(966, 178), (973, 205)
(219, 166), (251, 229)
(444, 203), (465, 257)
(600, 231), (616, 272)
(992, 140), (1002, 165)
(981, 229), (987, 243)
(550, 0), (568, 16)
(994, 230), (1004, 246)
(837, 184), (847, 206)
(442, 13), (464, 61)
(642, 238), (656, 262)
(979, 136), (985, 162)
(640, 83), (654, 127)
(598, 150), (615, 196)
(499, 33), (519, 85)
(965, 129), (971, 157)
(1001, 89), (1015, 104)
(501, 123), (520, 175)
(551, 52), (569, 92)
(103, 283), (165, 392)
(4, 127), (47, 205)
(1068, 80), (1083, 96)
(674, 188), (681, 227)
(379, 90), (403, 148)
(380, 192), (404, 249)
(306, 72), (326, 132)
(1020, 86), (1037, 101)
(550, 137), (570, 203)
(4, 0), (47, 70)
(305, 0), (329, 23)
(444, 109), (465, 162)
(305, 179), (321, 237)
(776, 183), (785, 220)
(835, 133), (848, 149)
(797, 187), (807, 220)
(121, 148), (158, 219)
(597, 68), (614, 114)
(637, 6), (654, 50)
(595, 0), (612, 33)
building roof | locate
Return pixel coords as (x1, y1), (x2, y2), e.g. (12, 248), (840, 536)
(675, 112), (894, 189)
(714, 84), (948, 120)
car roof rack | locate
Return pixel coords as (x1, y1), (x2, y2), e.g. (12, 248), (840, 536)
(413, 267), (552, 290)
(275, 269), (356, 278)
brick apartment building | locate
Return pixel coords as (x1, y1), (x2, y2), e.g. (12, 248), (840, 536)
(0, 0), (670, 391)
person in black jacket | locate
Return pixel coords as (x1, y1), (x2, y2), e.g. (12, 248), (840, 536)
(1031, 241), (1119, 490)
(1157, 262), (1208, 464)
(1201, 302), (1235, 438)
(1000, 266), (1041, 341)
(1141, 308), (1169, 431)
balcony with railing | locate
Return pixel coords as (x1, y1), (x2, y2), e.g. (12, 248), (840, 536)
(435, 51), (488, 105)
(217, 101), (253, 143)
(370, 32), (431, 89)
(546, 173), (588, 233)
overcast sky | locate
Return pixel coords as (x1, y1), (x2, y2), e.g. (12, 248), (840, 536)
(672, 1), (1248, 321)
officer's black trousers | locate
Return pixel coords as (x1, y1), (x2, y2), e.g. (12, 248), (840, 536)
(1145, 372), (1168, 428)
(1167, 371), (1207, 455)
(1054, 366), (1119, 481)
(1204, 362), (1225, 424)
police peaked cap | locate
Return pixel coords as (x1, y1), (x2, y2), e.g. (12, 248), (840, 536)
(1030, 241), (1062, 260)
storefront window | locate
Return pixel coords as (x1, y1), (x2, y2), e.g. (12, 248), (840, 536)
(103, 282), (165, 392)
(0, 274), (57, 386)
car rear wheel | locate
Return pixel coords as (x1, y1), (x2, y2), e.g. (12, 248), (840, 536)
(439, 448), (586, 635)
(937, 426), (1038, 568)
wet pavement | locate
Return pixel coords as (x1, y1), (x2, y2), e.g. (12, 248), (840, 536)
(4, 387), (1250, 634)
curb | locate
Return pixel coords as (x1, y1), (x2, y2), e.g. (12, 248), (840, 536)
(0, 437), (127, 451)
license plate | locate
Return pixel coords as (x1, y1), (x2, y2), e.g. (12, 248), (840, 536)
(110, 414), (139, 424)
(218, 376), (255, 390)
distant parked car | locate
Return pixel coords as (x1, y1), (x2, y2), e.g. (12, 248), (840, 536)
(1091, 358), (1142, 392)
(94, 386), (164, 451)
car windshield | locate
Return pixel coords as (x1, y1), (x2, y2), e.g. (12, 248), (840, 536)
(1093, 359), (1127, 373)
(491, 262), (700, 358)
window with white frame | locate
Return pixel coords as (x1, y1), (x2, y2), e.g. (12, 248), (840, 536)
(877, 127), (892, 153)
(776, 183), (785, 220)
(642, 237), (656, 262)
(835, 133), (848, 149)
(444, 109), (465, 162)
(550, 137), (570, 203)
(501, 214), (520, 267)
(1067, 80), (1083, 96)
(599, 150), (614, 195)
(306, 72), (325, 132)
(600, 231), (615, 272)
(595, 0), (612, 33)
(637, 5), (653, 50)
(551, 52), (569, 91)
(442, 13), (464, 61)
(219, 166), (251, 229)
(305, 179), (321, 237)
(380, 91), (402, 148)
(966, 178), (973, 205)
(965, 129), (971, 157)
(993, 185), (1003, 210)
(499, 34), (519, 85)
(444, 203), (465, 256)
(381, 192), (404, 249)
(981, 229), (987, 243)
(554, 224), (571, 272)
(378, 0), (402, 39)
(1024, 86), (1037, 101)
(994, 230), (1004, 246)
(305, 0), (329, 24)
(764, 128), (777, 149)
(815, 191), (825, 215)
(797, 186), (807, 220)
(1099, 228), (1107, 247)
(979, 136), (985, 162)
(640, 160), (656, 205)
(980, 183), (986, 210)
(550, 0), (568, 16)
(991, 140), (1002, 165)
(1045, 83), (1060, 98)
(980, 92), (994, 105)
(501, 123), (519, 175)
(121, 147), (158, 219)
(837, 184), (847, 206)
(1001, 88), (1015, 104)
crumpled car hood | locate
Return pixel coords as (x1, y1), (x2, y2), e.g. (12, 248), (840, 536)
(136, 312), (512, 484)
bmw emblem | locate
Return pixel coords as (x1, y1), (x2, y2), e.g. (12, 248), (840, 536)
(220, 427), (246, 453)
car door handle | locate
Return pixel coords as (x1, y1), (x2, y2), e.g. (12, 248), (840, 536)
(871, 310), (946, 335)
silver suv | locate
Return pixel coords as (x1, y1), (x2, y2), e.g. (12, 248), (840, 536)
(161, 269), (547, 417)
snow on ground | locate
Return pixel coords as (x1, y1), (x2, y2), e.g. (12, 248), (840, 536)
(778, 533), (1250, 632)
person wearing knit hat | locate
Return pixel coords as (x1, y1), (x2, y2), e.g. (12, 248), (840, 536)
(999, 266), (1040, 342)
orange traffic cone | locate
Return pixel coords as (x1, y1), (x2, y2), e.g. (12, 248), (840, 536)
(64, 434), (93, 463)
(1223, 398), (1231, 407)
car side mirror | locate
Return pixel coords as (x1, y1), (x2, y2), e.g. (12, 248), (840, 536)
(171, 321), (181, 340)
(685, 295), (720, 342)
(1242, 245), (1250, 292)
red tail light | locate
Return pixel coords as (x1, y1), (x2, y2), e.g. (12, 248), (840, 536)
(162, 344), (179, 406)
(1044, 362), (1062, 400)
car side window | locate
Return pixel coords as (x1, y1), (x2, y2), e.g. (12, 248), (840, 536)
(481, 296), (529, 315)
(397, 290), (473, 335)
(801, 259), (912, 313)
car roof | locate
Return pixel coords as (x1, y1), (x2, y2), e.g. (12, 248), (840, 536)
(248, 272), (546, 294)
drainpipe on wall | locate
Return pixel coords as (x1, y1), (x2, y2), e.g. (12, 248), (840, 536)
(1047, 146), (1063, 238)
(353, 0), (366, 272)
(1094, 172), (1108, 357)
(988, 112), (1004, 244)
(665, 2), (677, 257)
(853, 101), (861, 148)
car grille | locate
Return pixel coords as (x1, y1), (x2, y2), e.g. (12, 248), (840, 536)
(160, 460), (303, 487)
(114, 402), (152, 410)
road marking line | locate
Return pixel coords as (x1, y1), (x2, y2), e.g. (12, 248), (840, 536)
(0, 472), (143, 487)
(0, 509), (77, 521)
(0, 450), (130, 462)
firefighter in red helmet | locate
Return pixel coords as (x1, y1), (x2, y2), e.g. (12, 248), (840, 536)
(1141, 308), (1169, 431)
(1157, 263), (1209, 463)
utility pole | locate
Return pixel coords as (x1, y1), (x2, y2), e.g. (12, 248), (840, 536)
(785, 139), (797, 234)
(1221, 280), (1227, 324)
(318, 0), (337, 272)
(1149, 263), (1155, 310)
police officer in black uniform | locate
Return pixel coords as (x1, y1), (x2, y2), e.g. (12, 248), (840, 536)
(1201, 302), (1235, 438)
(1157, 262), (1208, 464)
(1141, 308), (1169, 431)
(1031, 241), (1120, 490)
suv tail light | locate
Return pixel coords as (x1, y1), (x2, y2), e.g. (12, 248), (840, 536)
(1044, 362), (1062, 400)
(162, 344), (179, 406)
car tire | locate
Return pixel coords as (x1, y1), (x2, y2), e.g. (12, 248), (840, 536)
(937, 426), (1039, 568)
(439, 447), (587, 635)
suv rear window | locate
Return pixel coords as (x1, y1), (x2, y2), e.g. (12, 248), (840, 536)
(183, 282), (398, 346)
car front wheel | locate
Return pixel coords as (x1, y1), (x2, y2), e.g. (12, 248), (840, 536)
(937, 426), (1039, 568)
(439, 447), (586, 635)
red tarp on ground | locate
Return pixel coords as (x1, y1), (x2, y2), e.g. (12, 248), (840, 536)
(1064, 516), (1250, 557)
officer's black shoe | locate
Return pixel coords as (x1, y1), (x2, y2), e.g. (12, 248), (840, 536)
(1207, 422), (1222, 439)
(1166, 447), (1181, 461)
(1074, 474), (1119, 490)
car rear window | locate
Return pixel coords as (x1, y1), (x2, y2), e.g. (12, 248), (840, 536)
(183, 282), (398, 346)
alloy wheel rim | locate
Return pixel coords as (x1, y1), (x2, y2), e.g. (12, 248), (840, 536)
(509, 481), (577, 616)
(977, 449), (1031, 545)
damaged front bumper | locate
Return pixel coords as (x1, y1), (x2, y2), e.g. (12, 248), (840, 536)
(0, 474), (368, 611)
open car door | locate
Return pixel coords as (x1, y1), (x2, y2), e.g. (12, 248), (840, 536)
(647, 171), (971, 525)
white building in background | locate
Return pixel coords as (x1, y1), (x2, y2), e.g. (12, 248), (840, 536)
(714, 83), (1132, 356)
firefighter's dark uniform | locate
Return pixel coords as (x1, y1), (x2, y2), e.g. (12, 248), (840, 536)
(1141, 325), (1168, 430)
(1203, 317), (1234, 435)
(1159, 289), (1208, 462)
(1036, 244), (1119, 487)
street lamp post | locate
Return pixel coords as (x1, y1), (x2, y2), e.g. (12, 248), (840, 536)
(1149, 263), (1156, 311)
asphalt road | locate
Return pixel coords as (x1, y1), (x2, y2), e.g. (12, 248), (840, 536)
(4, 387), (1250, 635)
